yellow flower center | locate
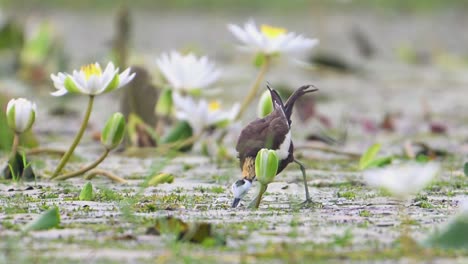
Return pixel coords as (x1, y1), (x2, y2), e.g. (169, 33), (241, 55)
(81, 64), (102, 80)
(208, 101), (221, 112)
(261, 24), (287, 39)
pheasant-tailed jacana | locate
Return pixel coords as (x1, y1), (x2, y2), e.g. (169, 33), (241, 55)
(231, 84), (318, 207)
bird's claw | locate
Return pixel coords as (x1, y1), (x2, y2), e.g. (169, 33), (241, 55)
(298, 199), (323, 209)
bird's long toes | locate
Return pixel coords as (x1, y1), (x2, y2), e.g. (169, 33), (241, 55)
(298, 199), (323, 209)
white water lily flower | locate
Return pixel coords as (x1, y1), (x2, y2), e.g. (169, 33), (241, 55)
(6, 98), (37, 133)
(50, 62), (135, 96)
(172, 93), (239, 135)
(156, 51), (221, 92)
(363, 162), (440, 198)
(228, 21), (318, 56)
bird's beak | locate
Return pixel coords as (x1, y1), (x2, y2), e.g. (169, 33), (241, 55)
(231, 198), (241, 208)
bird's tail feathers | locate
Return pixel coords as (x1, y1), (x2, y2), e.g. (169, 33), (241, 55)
(267, 83), (284, 110)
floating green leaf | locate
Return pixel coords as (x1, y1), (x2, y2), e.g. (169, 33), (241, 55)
(424, 212), (468, 249)
(79, 182), (94, 201)
(365, 156), (393, 169)
(23, 207), (61, 232)
(147, 173), (174, 186)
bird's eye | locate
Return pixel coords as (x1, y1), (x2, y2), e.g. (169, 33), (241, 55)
(235, 179), (245, 187)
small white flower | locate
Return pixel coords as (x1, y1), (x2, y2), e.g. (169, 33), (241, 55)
(363, 162), (440, 198)
(50, 62), (135, 96)
(172, 93), (239, 135)
(156, 51), (221, 92)
(228, 21), (318, 56)
(6, 98), (37, 133)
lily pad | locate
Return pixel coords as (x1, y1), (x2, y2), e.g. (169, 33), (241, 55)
(23, 207), (61, 232)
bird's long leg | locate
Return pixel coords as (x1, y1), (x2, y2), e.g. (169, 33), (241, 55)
(294, 159), (312, 204)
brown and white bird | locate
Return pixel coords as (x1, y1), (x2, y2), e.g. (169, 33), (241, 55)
(231, 84), (318, 207)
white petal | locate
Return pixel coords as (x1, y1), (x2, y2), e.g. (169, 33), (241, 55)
(51, 88), (68, 97)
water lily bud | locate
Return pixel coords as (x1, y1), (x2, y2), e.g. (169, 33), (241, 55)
(257, 90), (273, 118)
(101, 112), (126, 150)
(6, 98), (37, 133)
(155, 88), (173, 116)
(255, 148), (279, 185)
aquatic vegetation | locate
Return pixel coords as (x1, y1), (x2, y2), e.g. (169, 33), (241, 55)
(50, 63), (135, 178)
(228, 21), (318, 56)
(156, 51), (221, 94)
(6, 98), (36, 134)
(50, 62), (135, 96)
(251, 148), (279, 208)
(1, 4), (468, 263)
(172, 93), (239, 136)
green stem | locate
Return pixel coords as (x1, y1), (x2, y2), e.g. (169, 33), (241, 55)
(235, 55), (271, 121)
(10, 133), (20, 158)
(51, 95), (95, 178)
(53, 149), (109, 181)
(84, 168), (128, 183)
(26, 148), (66, 156)
(253, 184), (268, 209)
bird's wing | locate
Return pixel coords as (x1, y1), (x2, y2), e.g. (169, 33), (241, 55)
(236, 112), (290, 160)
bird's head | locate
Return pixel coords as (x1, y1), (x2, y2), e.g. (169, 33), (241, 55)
(231, 179), (252, 208)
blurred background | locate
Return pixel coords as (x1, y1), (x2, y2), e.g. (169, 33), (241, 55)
(1, 0), (468, 150)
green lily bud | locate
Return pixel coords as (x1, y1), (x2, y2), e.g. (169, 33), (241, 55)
(6, 98), (37, 133)
(255, 148), (279, 185)
(257, 90), (273, 118)
(101, 112), (126, 150)
(155, 88), (173, 116)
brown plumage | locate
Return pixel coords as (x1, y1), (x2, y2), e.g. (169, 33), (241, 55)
(236, 84), (317, 180)
(231, 85), (318, 207)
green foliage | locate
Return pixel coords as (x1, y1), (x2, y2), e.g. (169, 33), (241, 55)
(337, 190), (356, 199)
(424, 212), (468, 249)
(23, 207), (61, 232)
(330, 229), (354, 247)
(253, 53), (266, 68)
(160, 121), (193, 151)
(155, 88), (173, 116)
(0, 20), (24, 51)
(101, 112), (126, 150)
(255, 148), (279, 185)
(2, 152), (35, 181)
(21, 22), (54, 65)
(359, 143), (381, 170)
(257, 90), (273, 118)
(359, 143), (393, 170)
(126, 113), (159, 146)
(359, 210), (371, 217)
(0, 96), (39, 151)
(464, 162), (468, 177)
(147, 173), (174, 186)
(79, 182), (94, 201)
